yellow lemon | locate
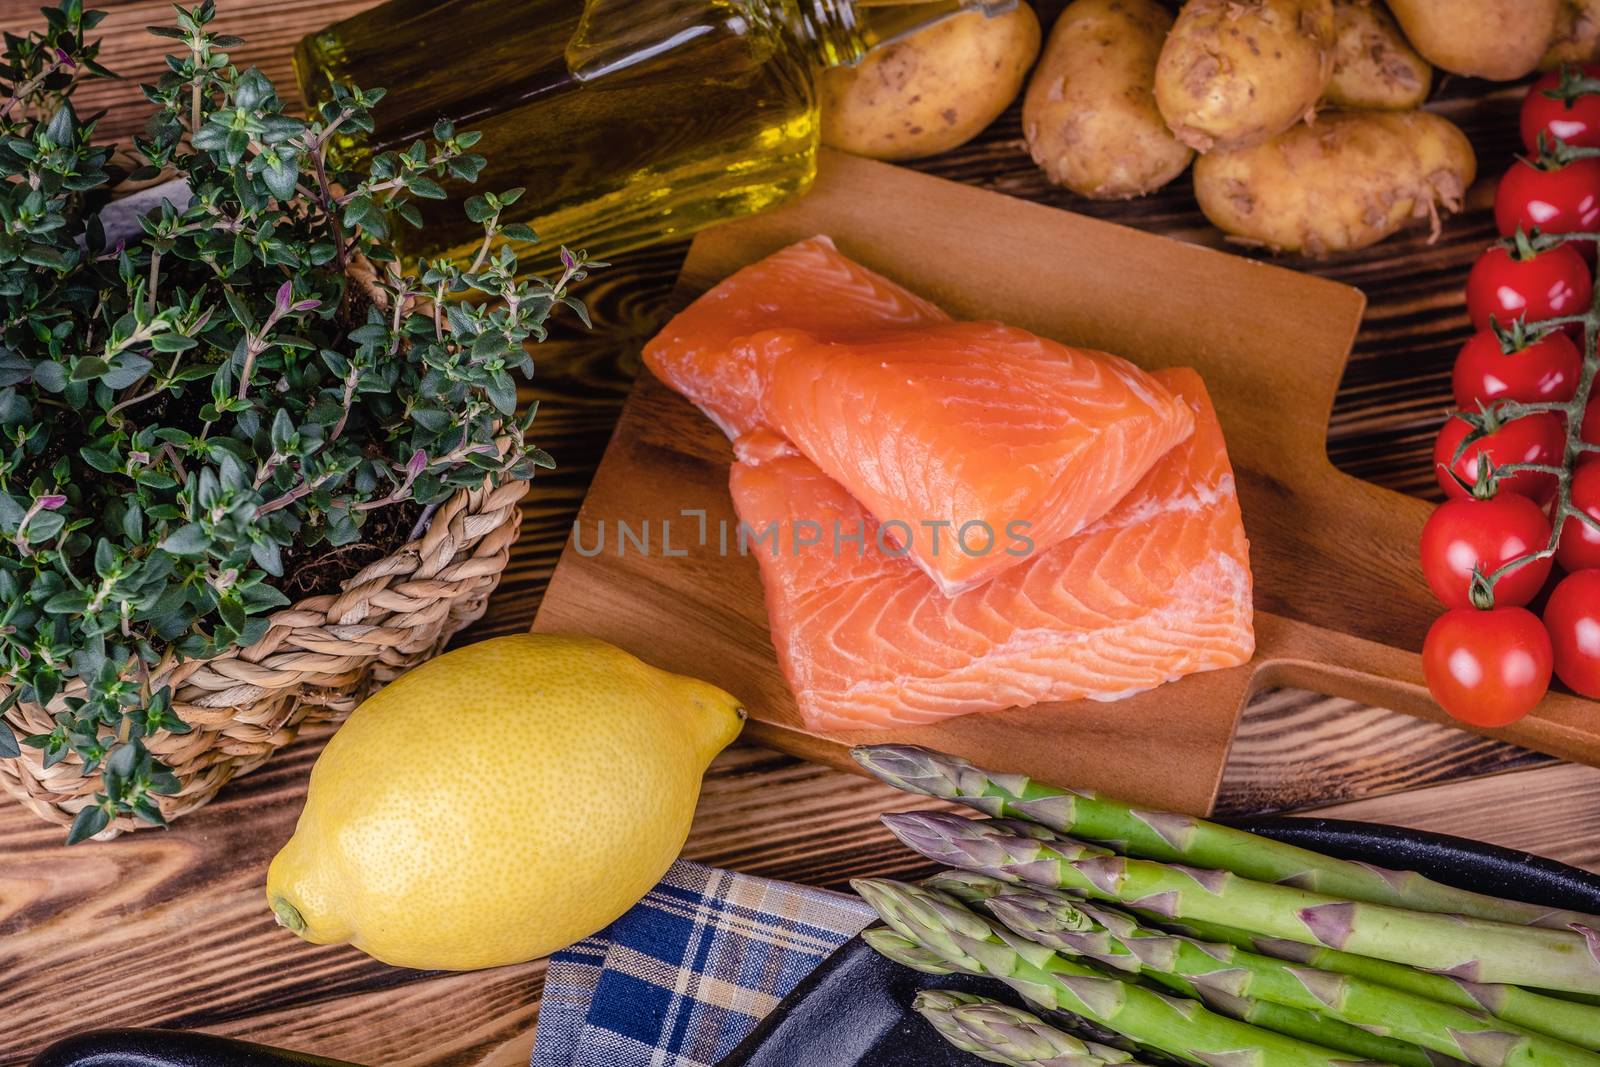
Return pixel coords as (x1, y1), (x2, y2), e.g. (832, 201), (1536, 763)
(265, 633), (745, 970)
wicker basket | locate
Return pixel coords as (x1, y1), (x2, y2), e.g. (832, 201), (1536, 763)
(0, 471), (528, 837)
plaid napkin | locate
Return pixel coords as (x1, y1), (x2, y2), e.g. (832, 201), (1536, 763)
(532, 861), (875, 1067)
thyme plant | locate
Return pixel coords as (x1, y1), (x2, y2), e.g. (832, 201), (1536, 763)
(0, 1), (595, 840)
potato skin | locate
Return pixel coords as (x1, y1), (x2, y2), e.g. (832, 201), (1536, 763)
(1023, 0), (1194, 198)
(1542, 0), (1600, 69)
(1193, 110), (1476, 256)
(819, 5), (1041, 163)
(1323, 0), (1432, 110)
(1155, 0), (1336, 153)
(1387, 0), (1558, 80)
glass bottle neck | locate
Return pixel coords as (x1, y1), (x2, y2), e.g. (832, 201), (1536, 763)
(566, 0), (1018, 84)
(772, 0), (1019, 68)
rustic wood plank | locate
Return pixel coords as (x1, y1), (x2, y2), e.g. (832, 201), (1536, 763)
(1214, 689), (1554, 817)
(1303, 761), (1600, 873)
(475, 242), (687, 636)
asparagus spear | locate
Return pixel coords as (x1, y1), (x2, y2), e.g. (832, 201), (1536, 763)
(1160, 913), (1600, 1052)
(854, 744), (1600, 931)
(926, 819), (1600, 1047)
(880, 811), (1600, 996)
(854, 878), (1387, 1067)
(868, 919), (1149, 1055)
(991, 885), (1600, 1067)
(863, 925), (958, 974)
(932, 841), (1600, 1048)
(925, 868), (1017, 904)
(915, 990), (1148, 1066)
(934, 883), (1452, 1062)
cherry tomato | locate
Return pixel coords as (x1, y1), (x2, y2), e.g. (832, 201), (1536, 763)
(1464, 240), (1592, 338)
(1452, 329), (1581, 411)
(1433, 412), (1565, 504)
(1423, 607), (1552, 726)
(1543, 570), (1600, 698)
(1522, 65), (1600, 152)
(1558, 463), (1600, 571)
(1420, 496), (1554, 609)
(1495, 157), (1600, 236)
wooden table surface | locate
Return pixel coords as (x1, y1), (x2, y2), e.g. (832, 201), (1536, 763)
(4, 3), (1599, 1066)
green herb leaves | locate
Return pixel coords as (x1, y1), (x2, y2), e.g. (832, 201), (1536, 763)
(0, 0), (596, 839)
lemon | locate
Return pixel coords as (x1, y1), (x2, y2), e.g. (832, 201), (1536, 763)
(265, 633), (745, 970)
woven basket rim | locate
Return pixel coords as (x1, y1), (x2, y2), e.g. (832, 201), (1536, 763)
(174, 470), (505, 671)
(0, 463), (530, 834)
(0, 460), (523, 704)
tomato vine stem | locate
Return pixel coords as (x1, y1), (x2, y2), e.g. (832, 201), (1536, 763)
(1476, 229), (1600, 596)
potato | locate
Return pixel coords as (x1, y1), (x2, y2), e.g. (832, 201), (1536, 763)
(1022, 0), (1193, 198)
(1542, 0), (1600, 69)
(1323, 0), (1432, 110)
(1387, 0), (1558, 80)
(1192, 110), (1476, 256)
(1155, 0), (1336, 153)
(819, 5), (1041, 162)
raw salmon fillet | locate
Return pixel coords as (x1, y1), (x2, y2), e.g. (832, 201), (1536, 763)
(648, 235), (1196, 593)
(747, 322), (1196, 593)
(728, 368), (1254, 732)
(643, 235), (948, 438)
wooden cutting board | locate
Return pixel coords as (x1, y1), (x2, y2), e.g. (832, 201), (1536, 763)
(533, 150), (1599, 815)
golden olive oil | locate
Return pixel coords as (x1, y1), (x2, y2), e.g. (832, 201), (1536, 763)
(294, 0), (1008, 268)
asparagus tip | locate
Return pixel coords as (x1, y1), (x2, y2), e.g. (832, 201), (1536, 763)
(852, 743), (963, 798)
(911, 988), (974, 1014)
(861, 926), (958, 975)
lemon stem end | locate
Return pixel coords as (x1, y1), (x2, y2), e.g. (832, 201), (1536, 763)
(272, 896), (307, 934)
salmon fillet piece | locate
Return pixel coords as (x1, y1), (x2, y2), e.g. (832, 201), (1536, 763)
(728, 368), (1254, 732)
(748, 322), (1196, 594)
(643, 235), (949, 439)
(648, 235), (1196, 593)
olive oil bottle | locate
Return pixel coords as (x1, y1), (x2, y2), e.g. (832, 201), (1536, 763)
(294, 0), (1011, 267)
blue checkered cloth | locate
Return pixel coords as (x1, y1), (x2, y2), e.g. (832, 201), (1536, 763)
(532, 861), (875, 1067)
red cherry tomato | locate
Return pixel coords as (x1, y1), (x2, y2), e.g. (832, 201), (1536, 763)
(1543, 570), (1600, 698)
(1423, 607), (1552, 726)
(1522, 65), (1600, 152)
(1433, 412), (1565, 504)
(1465, 241), (1592, 338)
(1495, 157), (1600, 236)
(1558, 464), (1600, 571)
(1420, 496), (1554, 609)
(1452, 329), (1582, 411)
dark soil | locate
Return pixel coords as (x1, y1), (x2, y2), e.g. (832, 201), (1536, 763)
(274, 497), (425, 602)
(18, 426), (73, 485)
(141, 374), (212, 431)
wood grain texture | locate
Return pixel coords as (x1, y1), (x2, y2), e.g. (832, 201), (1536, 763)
(1215, 688), (1553, 817)
(0, 1), (1582, 1065)
(1303, 761), (1600, 872)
